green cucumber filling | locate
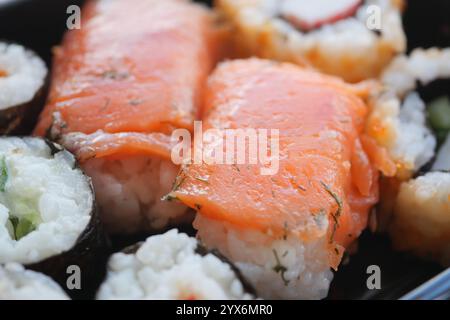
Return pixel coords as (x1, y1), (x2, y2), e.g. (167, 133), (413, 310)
(427, 96), (450, 146)
(0, 157), (41, 240)
(0, 157), (7, 192)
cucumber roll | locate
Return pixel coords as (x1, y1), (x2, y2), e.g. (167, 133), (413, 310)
(0, 137), (110, 299)
(0, 42), (48, 135)
(367, 48), (450, 265)
(0, 263), (69, 300)
(97, 229), (254, 300)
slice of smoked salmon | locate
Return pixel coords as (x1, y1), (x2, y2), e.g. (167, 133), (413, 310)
(34, 0), (222, 158)
(169, 59), (380, 258)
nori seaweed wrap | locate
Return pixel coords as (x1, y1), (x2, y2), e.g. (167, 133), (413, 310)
(0, 137), (110, 299)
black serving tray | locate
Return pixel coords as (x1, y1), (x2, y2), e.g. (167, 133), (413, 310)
(0, 0), (447, 300)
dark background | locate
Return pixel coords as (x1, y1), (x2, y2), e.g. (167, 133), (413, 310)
(0, 0), (447, 300)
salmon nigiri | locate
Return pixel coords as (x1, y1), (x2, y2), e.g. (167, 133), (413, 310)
(34, 0), (223, 233)
(165, 59), (392, 299)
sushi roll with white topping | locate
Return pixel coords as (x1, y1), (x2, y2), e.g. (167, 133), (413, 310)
(366, 91), (436, 179)
(0, 42), (47, 135)
(0, 263), (69, 300)
(367, 48), (450, 265)
(0, 137), (110, 298)
(97, 229), (254, 300)
(216, 0), (406, 82)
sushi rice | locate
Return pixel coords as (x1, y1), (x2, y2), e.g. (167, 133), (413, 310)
(367, 91), (436, 177)
(58, 130), (191, 233)
(97, 229), (254, 300)
(433, 133), (450, 171)
(382, 47), (450, 97)
(194, 215), (333, 300)
(0, 263), (69, 300)
(83, 155), (189, 232)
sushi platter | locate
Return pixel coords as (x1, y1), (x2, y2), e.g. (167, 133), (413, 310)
(0, 0), (449, 301)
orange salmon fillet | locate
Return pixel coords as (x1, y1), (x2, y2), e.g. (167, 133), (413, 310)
(34, 0), (222, 160)
(171, 59), (380, 252)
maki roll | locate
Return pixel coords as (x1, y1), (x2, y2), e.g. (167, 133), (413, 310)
(0, 263), (69, 300)
(0, 137), (109, 299)
(96, 229), (254, 300)
(0, 42), (47, 135)
(34, 0), (223, 234)
(216, 0), (406, 82)
(367, 48), (450, 265)
(165, 59), (392, 299)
